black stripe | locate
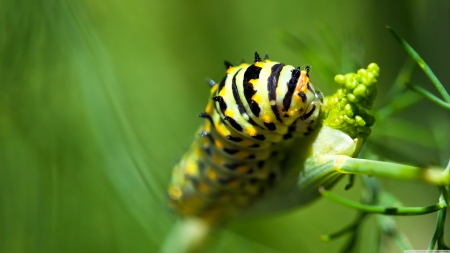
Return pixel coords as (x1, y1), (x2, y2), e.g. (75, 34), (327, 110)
(257, 161), (265, 168)
(199, 131), (214, 143)
(282, 68), (300, 112)
(283, 133), (292, 139)
(212, 96), (227, 113)
(307, 83), (314, 94)
(267, 63), (284, 122)
(247, 118), (258, 126)
(223, 148), (239, 154)
(202, 147), (211, 156)
(252, 134), (265, 141)
(218, 76), (227, 93)
(264, 122), (276, 131)
(198, 112), (214, 125)
(226, 135), (242, 142)
(298, 92), (307, 103)
(288, 124), (297, 132)
(224, 116), (243, 131)
(231, 69), (260, 127)
(224, 164), (238, 170)
(249, 100), (261, 117)
(231, 69), (247, 116)
(300, 104), (316, 121)
(243, 64), (262, 116)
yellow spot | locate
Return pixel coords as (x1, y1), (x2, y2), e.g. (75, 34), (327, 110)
(237, 165), (250, 174)
(252, 93), (261, 103)
(287, 107), (297, 116)
(245, 126), (257, 136)
(185, 162), (196, 176)
(235, 151), (249, 159)
(214, 139), (223, 149)
(255, 61), (264, 68)
(249, 79), (258, 88)
(168, 186), (182, 200)
(262, 114), (272, 123)
(197, 182), (210, 194)
(224, 109), (234, 118)
(241, 139), (255, 147)
(206, 168), (217, 180)
(215, 122), (228, 137)
(213, 154), (222, 164)
(240, 63), (249, 67)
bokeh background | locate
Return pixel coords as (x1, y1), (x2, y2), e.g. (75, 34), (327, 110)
(1, 0), (450, 252)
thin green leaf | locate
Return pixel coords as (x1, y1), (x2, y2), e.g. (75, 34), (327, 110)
(319, 187), (444, 215)
(407, 84), (450, 110)
(387, 26), (450, 103)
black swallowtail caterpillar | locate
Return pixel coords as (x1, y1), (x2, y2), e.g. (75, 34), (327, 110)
(168, 52), (323, 222)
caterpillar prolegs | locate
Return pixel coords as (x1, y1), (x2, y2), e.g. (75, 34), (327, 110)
(168, 52), (323, 221)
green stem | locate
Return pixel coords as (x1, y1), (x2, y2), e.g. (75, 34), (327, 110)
(320, 212), (367, 242)
(408, 84), (450, 110)
(334, 156), (450, 186)
(319, 187), (444, 215)
(387, 26), (450, 103)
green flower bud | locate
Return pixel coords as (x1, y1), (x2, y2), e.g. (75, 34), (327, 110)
(323, 63), (379, 139)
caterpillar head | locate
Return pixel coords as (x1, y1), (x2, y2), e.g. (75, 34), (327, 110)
(281, 66), (322, 127)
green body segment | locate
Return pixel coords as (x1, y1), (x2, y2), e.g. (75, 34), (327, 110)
(168, 53), (323, 222)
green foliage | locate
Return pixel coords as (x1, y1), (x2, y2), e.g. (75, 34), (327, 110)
(1, 1), (449, 253)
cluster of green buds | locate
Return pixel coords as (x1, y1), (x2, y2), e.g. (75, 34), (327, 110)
(322, 63), (380, 139)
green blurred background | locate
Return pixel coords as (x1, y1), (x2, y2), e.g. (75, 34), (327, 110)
(1, 0), (450, 252)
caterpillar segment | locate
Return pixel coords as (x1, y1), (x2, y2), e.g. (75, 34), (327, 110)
(168, 52), (323, 222)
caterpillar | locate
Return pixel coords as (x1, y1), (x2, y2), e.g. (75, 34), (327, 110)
(168, 52), (323, 222)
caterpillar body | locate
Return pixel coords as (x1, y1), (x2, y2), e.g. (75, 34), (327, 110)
(168, 52), (323, 222)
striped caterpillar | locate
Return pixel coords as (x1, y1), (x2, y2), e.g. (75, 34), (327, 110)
(168, 52), (323, 222)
